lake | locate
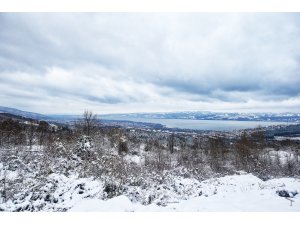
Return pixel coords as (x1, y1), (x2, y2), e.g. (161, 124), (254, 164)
(101, 116), (289, 131)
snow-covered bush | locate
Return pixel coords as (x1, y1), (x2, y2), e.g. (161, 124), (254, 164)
(54, 140), (66, 155)
(118, 136), (128, 155)
(76, 135), (93, 158)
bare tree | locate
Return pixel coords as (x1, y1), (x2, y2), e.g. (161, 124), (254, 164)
(26, 122), (36, 150)
(168, 133), (175, 154)
(37, 121), (49, 146)
(207, 136), (226, 172)
(82, 110), (98, 136)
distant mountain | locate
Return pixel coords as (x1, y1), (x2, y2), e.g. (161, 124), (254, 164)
(1, 106), (300, 123)
(101, 111), (300, 123)
(0, 112), (37, 122)
(0, 106), (50, 120)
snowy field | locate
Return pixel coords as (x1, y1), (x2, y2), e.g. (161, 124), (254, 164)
(69, 174), (300, 212)
(1, 167), (299, 212)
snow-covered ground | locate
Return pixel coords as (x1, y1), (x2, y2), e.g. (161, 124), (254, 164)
(268, 150), (299, 164)
(68, 174), (300, 212)
(1, 160), (299, 212)
(274, 136), (300, 141)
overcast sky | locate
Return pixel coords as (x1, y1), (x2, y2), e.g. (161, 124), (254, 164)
(0, 13), (300, 114)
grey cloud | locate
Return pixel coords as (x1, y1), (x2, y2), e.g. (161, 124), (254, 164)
(0, 13), (125, 73)
(84, 95), (124, 104)
(0, 13), (300, 113)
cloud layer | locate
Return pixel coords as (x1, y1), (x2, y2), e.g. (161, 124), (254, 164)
(1, 13), (300, 114)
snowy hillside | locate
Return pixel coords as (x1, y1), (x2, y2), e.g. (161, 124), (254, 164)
(0, 106), (50, 120)
(1, 111), (299, 212)
(69, 174), (300, 212)
(1, 170), (299, 212)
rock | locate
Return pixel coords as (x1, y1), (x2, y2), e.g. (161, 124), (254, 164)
(104, 184), (119, 198)
(15, 207), (22, 212)
(276, 190), (298, 198)
(76, 183), (85, 190)
(290, 191), (298, 197)
(30, 193), (40, 201)
(45, 194), (51, 202)
(104, 184), (117, 193)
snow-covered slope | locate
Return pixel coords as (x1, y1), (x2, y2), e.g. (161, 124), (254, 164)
(69, 174), (300, 212)
(1, 166), (299, 212)
(0, 106), (49, 120)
